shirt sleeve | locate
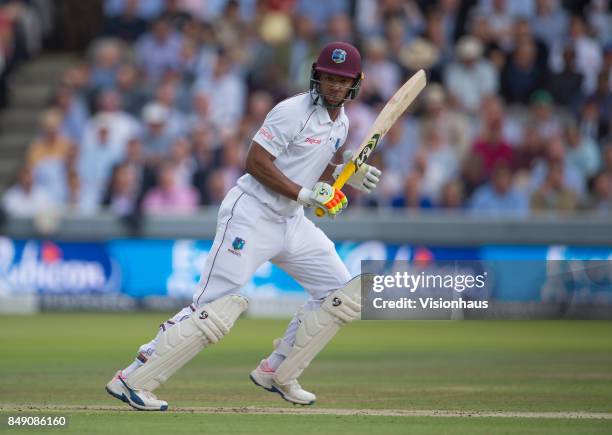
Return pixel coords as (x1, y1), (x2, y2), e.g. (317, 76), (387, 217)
(252, 101), (299, 157)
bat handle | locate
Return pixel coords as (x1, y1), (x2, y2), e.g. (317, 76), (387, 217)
(315, 207), (325, 217)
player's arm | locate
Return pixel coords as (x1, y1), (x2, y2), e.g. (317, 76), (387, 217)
(245, 141), (301, 201)
(245, 141), (347, 217)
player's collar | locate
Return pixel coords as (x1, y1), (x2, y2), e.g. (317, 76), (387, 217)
(315, 101), (343, 125)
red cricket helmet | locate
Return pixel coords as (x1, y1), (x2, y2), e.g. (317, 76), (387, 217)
(310, 42), (364, 107)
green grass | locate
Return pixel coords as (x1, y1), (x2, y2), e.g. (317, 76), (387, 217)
(1, 314), (611, 434)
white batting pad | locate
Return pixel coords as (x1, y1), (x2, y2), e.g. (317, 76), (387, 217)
(274, 276), (362, 385)
(126, 294), (248, 391)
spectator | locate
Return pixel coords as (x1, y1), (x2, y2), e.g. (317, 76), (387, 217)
(81, 90), (140, 160)
(471, 103), (514, 177)
(103, 162), (139, 216)
(421, 83), (471, 160)
(2, 165), (53, 217)
(52, 85), (90, 144)
(27, 109), (73, 204)
(361, 38), (401, 101)
(415, 125), (458, 201)
(545, 44), (583, 108)
(438, 179), (466, 210)
(532, 0), (568, 49)
(142, 163), (198, 214)
(530, 133), (586, 198)
(115, 63), (148, 116)
(27, 109), (72, 170)
(169, 137), (197, 187)
(564, 121), (600, 179)
(103, 0), (147, 42)
(192, 51), (246, 138)
(584, 171), (612, 213)
(529, 90), (562, 141)
(445, 36), (499, 114)
(381, 117), (420, 179)
(501, 38), (544, 104)
(121, 137), (156, 203)
(140, 102), (178, 163)
(469, 163), (529, 216)
(78, 115), (127, 208)
(531, 162), (578, 212)
(135, 18), (183, 83)
(549, 14), (602, 94)
(88, 38), (125, 91)
(391, 171), (432, 209)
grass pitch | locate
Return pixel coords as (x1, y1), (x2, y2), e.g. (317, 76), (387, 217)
(1, 314), (611, 434)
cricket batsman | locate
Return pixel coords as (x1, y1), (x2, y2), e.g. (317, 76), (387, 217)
(106, 42), (382, 410)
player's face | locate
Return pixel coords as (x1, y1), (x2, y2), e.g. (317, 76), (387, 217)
(318, 72), (354, 106)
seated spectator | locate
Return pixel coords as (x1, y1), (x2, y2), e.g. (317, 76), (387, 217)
(381, 117), (419, 179)
(444, 36), (498, 114)
(53, 85), (90, 144)
(115, 62), (148, 117)
(27, 109), (72, 170)
(529, 90), (562, 141)
(142, 163), (198, 214)
(140, 102), (178, 163)
(88, 38), (125, 91)
(192, 51), (246, 137)
(121, 136), (156, 202)
(513, 124), (546, 173)
(169, 137), (197, 187)
(78, 116), (127, 207)
(530, 133), (586, 198)
(64, 169), (97, 215)
(2, 165), (53, 217)
(545, 44), (583, 109)
(203, 168), (228, 206)
(469, 163), (529, 217)
(81, 90), (140, 160)
(583, 171), (611, 214)
(362, 38), (401, 101)
(391, 172), (432, 209)
(415, 125), (458, 201)
(438, 179), (466, 210)
(103, 163), (139, 216)
(531, 162), (578, 213)
(135, 17), (183, 83)
(103, 0), (148, 42)
(471, 115), (514, 178)
(501, 38), (544, 104)
(27, 109), (73, 204)
(564, 121), (600, 179)
(421, 84), (471, 160)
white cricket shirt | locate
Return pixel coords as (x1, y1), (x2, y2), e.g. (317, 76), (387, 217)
(237, 92), (349, 216)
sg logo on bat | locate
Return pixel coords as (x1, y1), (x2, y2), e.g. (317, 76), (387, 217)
(355, 133), (381, 168)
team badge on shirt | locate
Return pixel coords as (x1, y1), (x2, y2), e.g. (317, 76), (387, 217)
(331, 49), (347, 63)
(228, 237), (246, 256)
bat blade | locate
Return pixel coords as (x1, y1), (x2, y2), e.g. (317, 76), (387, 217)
(315, 69), (427, 217)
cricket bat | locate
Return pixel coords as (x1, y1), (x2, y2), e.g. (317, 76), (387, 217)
(315, 69), (427, 217)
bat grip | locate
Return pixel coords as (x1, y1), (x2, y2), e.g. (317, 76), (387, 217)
(314, 166), (353, 218)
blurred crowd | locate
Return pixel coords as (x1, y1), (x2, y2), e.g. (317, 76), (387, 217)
(2, 0), (612, 220)
(0, 0), (53, 108)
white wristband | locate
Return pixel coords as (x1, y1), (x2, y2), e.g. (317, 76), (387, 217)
(297, 187), (313, 207)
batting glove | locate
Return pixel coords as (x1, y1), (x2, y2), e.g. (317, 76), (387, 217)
(333, 150), (382, 193)
(297, 182), (348, 218)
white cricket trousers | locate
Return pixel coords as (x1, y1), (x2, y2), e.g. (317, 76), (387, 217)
(137, 186), (351, 358)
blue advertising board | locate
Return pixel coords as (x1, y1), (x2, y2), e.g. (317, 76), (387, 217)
(1, 236), (610, 306)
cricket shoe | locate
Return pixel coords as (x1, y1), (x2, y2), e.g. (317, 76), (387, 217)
(249, 359), (316, 405)
(105, 370), (168, 411)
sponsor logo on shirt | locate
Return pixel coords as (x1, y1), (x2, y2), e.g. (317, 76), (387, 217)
(258, 127), (274, 141)
(305, 137), (322, 144)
